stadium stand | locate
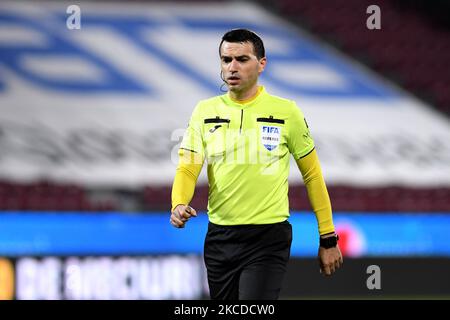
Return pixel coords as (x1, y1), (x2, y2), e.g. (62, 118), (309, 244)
(140, 185), (450, 212)
(269, 0), (450, 115)
(2, 182), (449, 212)
(0, 180), (116, 211)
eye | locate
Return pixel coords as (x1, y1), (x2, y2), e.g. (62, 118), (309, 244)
(222, 57), (232, 63)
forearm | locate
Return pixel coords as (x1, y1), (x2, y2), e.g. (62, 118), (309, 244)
(171, 151), (203, 211)
(305, 174), (334, 235)
(296, 149), (335, 235)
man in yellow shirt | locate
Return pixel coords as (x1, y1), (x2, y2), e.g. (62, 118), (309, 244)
(170, 29), (343, 300)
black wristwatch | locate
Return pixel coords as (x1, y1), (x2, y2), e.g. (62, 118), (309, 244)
(320, 234), (339, 249)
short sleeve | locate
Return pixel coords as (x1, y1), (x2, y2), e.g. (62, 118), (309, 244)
(287, 101), (315, 160)
(179, 103), (205, 164)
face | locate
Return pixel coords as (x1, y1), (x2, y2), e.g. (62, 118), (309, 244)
(220, 41), (266, 95)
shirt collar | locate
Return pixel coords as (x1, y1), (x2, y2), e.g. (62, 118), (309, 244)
(224, 86), (266, 108)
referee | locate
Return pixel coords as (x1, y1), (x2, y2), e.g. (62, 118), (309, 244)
(170, 29), (343, 300)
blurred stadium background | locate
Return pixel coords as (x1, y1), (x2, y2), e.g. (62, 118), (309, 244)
(0, 0), (449, 300)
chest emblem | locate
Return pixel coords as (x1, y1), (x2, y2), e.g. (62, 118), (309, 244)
(261, 126), (281, 151)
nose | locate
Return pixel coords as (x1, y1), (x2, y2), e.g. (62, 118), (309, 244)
(228, 59), (239, 72)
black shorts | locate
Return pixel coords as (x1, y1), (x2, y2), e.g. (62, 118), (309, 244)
(203, 220), (292, 300)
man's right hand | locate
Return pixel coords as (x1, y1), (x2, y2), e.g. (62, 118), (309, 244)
(170, 204), (197, 228)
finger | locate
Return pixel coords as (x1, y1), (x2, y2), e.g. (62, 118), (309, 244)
(171, 214), (185, 227)
(183, 206), (197, 218)
(171, 212), (184, 224)
(188, 207), (197, 217)
(329, 265), (336, 274)
(323, 265), (331, 276)
(176, 209), (190, 221)
(179, 209), (189, 219)
(179, 214), (189, 222)
(170, 219), (182, 228)
(170, 219), (180, 228)
(171, 219), (185, 228)
(178, 208), (192, 220)
(335, 260), (341, 269)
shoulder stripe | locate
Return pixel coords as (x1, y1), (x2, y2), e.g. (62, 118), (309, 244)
(257, 117), (285, 124)
(204, 117), (230, 124)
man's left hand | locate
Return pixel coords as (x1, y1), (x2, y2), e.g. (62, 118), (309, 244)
(318, 245), (343, 276)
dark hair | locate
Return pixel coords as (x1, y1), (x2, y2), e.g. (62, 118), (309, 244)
(219, 28), (265, 60)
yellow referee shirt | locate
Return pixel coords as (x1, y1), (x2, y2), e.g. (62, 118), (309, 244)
(179, 86), (315, 225)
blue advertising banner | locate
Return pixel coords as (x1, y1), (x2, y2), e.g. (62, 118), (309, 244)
(0, 211), (449, 257)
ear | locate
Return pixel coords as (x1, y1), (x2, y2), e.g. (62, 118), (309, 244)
(258, 57), (267, 74)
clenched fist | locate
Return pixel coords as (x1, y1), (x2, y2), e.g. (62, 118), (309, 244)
(170, 204), (197, 228)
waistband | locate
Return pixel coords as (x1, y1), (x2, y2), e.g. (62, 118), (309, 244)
(208, 219), (289, 229)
